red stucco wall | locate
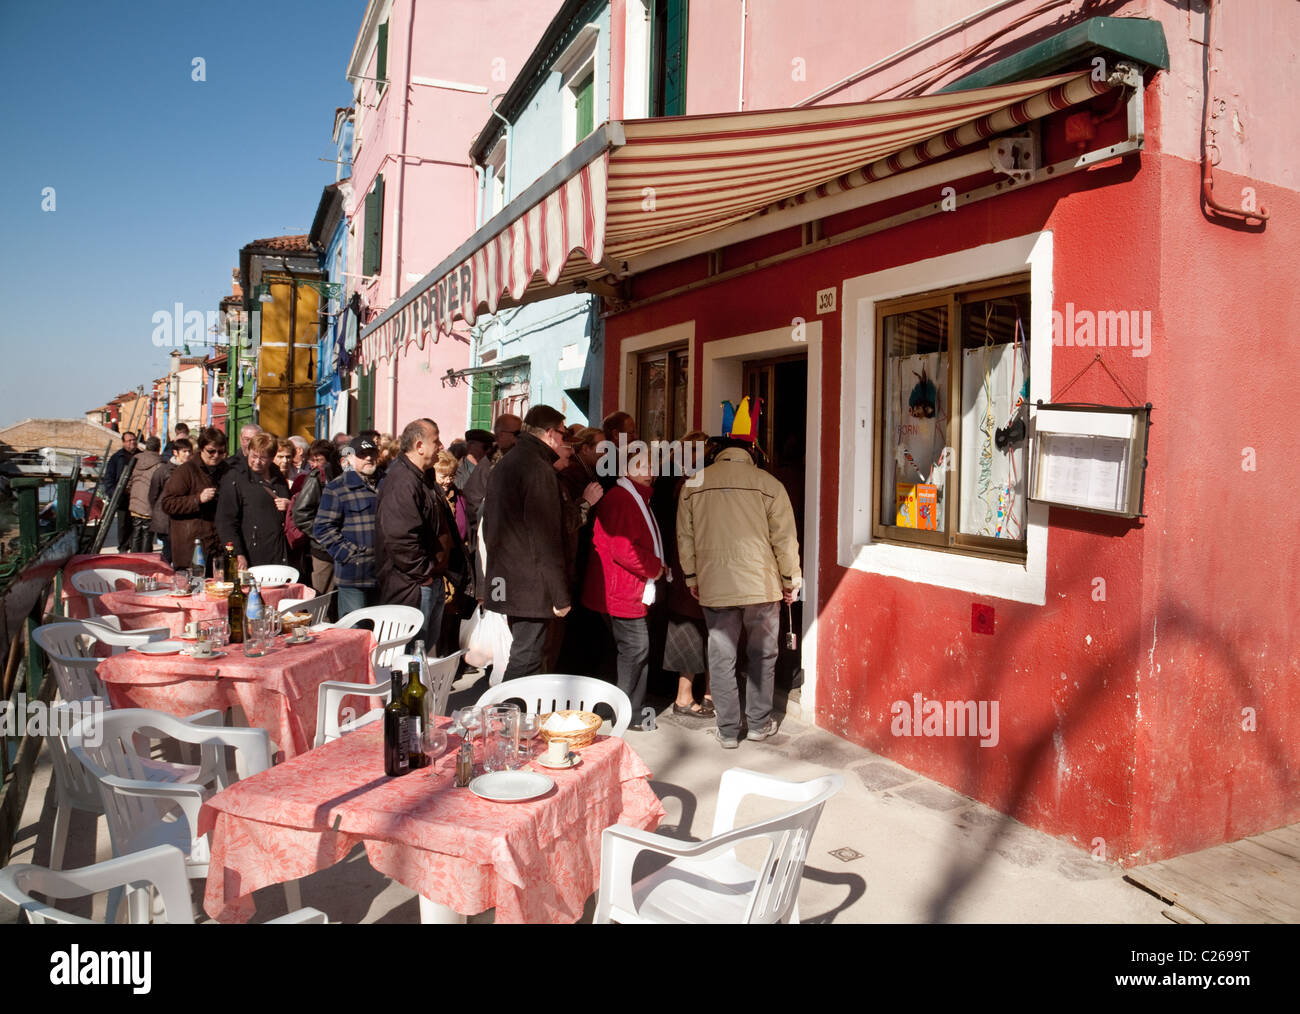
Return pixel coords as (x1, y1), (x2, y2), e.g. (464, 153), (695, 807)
(603, 85), (1299, 863)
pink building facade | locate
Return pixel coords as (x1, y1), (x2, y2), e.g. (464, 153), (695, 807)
(346, 0), (563, 440)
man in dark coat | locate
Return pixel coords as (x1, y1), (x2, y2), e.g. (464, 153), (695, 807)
(214, 431), (290, 568)
(482, 404), (572, 681)
(102, 431), (139, 551)
(375, 418), (447, 645)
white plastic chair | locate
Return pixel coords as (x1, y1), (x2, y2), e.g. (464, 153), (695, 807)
(314, 678), (391, 747)
(32, 622), (170, 704)
(69, 568), (143, 617)
(34, 618), (171, 659)
(330, 605), (423, 670)
(69, 709), (273, 887)
(248, 564), (299, 586)
(0, 844), (327, 924)
(45, 702), (221, 871)
(47, 613), (124, 631)
(595, 768), (845, 924)
(316, 651), (463, 747)
(475, 674), (633, 738)
(278, 591), (334, 625)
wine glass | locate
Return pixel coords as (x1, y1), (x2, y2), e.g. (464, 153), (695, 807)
(422, 722), (448, 767)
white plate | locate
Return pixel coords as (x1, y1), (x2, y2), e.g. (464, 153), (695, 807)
(185, 650), (227, 660)
(131, 641), (185, 655)
(468, 771), (554, 803)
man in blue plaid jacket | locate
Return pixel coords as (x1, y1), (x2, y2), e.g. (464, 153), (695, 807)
(313, 435), (381, 615)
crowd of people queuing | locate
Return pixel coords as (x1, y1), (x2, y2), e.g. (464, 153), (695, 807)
(99, 401), (802, 747)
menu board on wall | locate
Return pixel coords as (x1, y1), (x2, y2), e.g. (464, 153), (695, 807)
(1029, 404), (1151, 518)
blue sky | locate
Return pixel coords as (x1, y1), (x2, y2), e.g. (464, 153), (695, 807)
(0, 0), (362, 427)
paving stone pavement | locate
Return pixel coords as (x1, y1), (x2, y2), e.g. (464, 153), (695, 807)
(1, 669), (1169, 924)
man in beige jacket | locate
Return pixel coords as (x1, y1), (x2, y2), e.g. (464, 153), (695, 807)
(677, 438), (801, 748)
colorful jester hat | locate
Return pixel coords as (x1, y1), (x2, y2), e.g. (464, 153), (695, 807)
(721, 396), (762, 442)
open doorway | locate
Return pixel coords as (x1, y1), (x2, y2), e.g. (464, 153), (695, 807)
(743, 354), (807, 694)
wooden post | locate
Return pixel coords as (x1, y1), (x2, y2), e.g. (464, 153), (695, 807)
(11, 478), (40, 561)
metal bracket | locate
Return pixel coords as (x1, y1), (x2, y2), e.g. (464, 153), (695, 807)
(1110, 61), (1146, 148)
(988, 133), (1039, 181)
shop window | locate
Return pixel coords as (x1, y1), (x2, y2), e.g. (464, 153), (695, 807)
(874, 277), (1030, 560)
(636, 346), (688, 442)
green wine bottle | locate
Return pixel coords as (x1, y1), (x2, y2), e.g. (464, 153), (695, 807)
(227, 581), (246, 644)
(384, 670), (410, 777)
(403, 644), (429, 769)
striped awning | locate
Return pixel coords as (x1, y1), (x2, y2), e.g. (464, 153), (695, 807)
(359, 70), (1113, 364)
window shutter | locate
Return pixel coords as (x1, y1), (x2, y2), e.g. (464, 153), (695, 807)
(376, 21), (389, 90)
(363, 174), (384, 276)
(470, 373), (494, 430)
(663, 0), (687, 116)
(575, 72), (595, 140)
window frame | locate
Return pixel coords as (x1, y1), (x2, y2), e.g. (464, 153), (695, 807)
(635, 344), (689, 443)
(554, 23), (600, 151)
(871, 272), (1032, 564)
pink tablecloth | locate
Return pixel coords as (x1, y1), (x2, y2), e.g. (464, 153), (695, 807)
(96, 627), (373, 759)
(198, 723), (666, 924)
(98, 584), (309, 635)
(61, 553), (173, 619)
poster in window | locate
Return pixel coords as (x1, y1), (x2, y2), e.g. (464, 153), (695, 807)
(883, 351), (948, 529)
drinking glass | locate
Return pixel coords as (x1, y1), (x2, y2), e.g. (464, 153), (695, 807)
(482, 705), (520, 772)
(173, 568), (190, 594)
(518, 712), (542, 760)
(243, 618), (268, 658)
(209, 618), (230, 648)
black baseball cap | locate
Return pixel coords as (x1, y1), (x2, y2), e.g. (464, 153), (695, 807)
(349, 436), (379, 459)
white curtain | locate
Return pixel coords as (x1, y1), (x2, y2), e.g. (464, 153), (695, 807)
(960, 343), (1027, 539)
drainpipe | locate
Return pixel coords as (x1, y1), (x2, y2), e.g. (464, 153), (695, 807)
(737, 0), (747, 111)
(388, 0), (415, 435)
(1201, 0), (1268, 222)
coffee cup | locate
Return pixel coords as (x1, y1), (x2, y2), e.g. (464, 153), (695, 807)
(545, 738), (570, 765)
(185, 621), (199, 638)
(192, 639), (213, 658)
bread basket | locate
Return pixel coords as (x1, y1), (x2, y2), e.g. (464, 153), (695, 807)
(537, 710), (602, 750)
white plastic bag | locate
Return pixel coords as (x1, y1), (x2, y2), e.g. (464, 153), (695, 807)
(459, 603), (482, 655)
(465, 606), (513, 682)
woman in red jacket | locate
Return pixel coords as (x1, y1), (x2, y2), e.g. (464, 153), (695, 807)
(581, 454), (663, 731)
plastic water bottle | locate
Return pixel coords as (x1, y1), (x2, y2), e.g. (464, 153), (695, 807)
(245, 580), (264, 623)
(191, 539), (205, 576)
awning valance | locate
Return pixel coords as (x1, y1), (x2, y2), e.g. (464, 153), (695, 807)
(359, 70), (1114, 364)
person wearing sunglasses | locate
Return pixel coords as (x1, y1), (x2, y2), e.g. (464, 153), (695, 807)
(159, 426), (228, 576)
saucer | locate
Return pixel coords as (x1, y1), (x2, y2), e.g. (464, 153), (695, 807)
(535, 753), (581, 770)
(185, 650), (226, 660)
(284, 634), (313, 645)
